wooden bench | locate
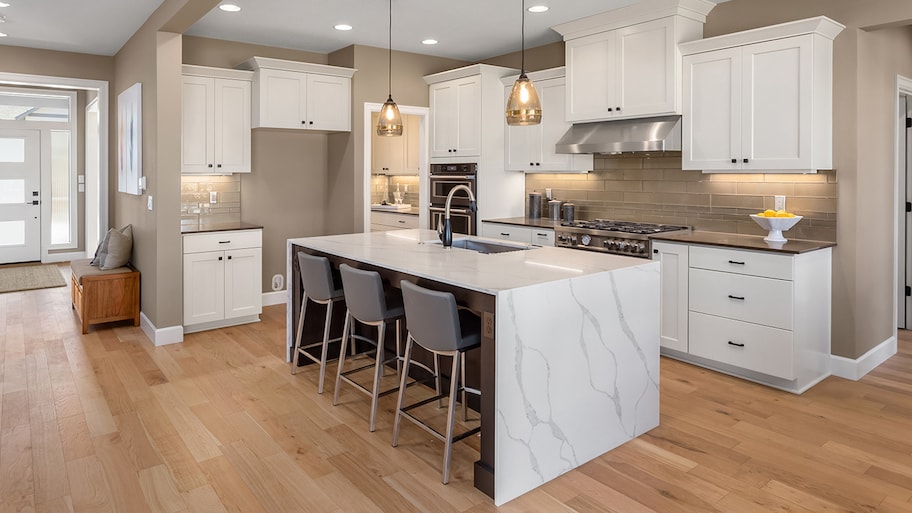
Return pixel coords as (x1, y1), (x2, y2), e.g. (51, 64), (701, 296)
(70, 258), (140, 334)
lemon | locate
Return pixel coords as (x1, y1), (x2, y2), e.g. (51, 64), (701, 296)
(775, 211), (790, 217)
(763, 209), (777, 217)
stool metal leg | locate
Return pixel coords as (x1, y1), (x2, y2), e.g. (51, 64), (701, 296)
(442, 353), (461, 484)
(391, 335), (414, 448)
(461, 353), (467, 421)
(333, 310), (352, 406)
(434, 354), (442, 409)
(291, 293), (308, 375)
(316, 300), (334, 394)
(369, 320), (387, 432)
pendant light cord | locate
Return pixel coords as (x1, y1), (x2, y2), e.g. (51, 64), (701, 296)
(520, 0), (525, 74)
(388, 0), (393, 97)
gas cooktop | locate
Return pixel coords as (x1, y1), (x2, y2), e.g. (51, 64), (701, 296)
(559, 219), (691, 235)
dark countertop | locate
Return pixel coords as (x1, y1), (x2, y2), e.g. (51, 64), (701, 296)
(650, 231), (836, 254)
(181, 222), (264, 234)
(370, 206), (419, 216)
(481, 217), (563, 229)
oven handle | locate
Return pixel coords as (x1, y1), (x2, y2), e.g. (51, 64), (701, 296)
(429, 175), (475, 180)
(429, 206), (471, 215)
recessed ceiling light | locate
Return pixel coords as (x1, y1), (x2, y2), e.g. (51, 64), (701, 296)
(0, 32), (6, 37)
(334, 24), (353, 31)
(219, 4), (241, 12)
(528, 5), (549, 12)
(0, 2), (9, 7)
(421, 39), (438, 45)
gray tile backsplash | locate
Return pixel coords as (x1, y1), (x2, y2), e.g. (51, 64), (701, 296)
(181, 175), (242, 227)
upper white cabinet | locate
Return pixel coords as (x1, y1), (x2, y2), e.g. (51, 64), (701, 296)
(181, 65), (252, 174)
(502, 68), (593, 173)
(371, 113), (419, 175)
(680, 17), (844, 173)
(553, 1), (713, 123)
(428, 74), (482, 159)
(237, 57), (356, 132)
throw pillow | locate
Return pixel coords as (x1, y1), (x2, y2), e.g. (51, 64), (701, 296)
(90, 230), (111, 266)
(101, 224), (133, 270)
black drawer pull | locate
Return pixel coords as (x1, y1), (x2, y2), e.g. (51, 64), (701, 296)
(728, 341), (745, 347)
(397, 220), (405, 224)
(500, 233), (510, 237)
(536, 233), (548, 237)
(728, 295), (745, 300)
(219, 240), (231, 244)
(728, 260), (745, 265)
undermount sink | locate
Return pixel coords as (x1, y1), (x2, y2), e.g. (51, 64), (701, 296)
(424, 237), (535, 254)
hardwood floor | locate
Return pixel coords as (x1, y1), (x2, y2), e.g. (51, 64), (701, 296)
(2, 263), (912, 512)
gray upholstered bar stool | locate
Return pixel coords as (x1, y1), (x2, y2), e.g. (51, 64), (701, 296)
(333, 264), (406, 432)
(291, 252), (345, 394)
(393, 279), (481, 484)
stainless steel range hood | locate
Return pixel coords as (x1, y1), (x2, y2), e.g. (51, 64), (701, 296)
(555, 115), (682, 155)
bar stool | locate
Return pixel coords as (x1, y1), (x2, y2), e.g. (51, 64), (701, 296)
(333, 264), (406, 432)
(291, 252), (344, 394)
(393, 279), (481, 484)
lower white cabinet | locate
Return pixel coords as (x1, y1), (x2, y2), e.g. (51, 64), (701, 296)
(370, 211), (418, 232)
(656, 241), (832, 393)
(481, 222), (555, 246)
(183, 229), (262, 332)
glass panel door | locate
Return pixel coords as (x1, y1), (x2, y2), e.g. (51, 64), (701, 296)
(0, 129), (41, 263)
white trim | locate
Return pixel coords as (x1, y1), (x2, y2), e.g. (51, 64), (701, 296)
(140, 311), (184, 346)
(262, 290), (286, 306)
(361, 102), (430, 233)
(894, 76), (912, 336)
(43, 251), (86, 263)
(830, 336), (897, 381)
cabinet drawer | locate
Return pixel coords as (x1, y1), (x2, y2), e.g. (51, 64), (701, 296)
(183, 229), (262, 254)
(480, 223), (531, 243)
(690, 245), (792, 280)
(370, 212), (418, 229)
(529, 228), (555, 246)
(689, 311), (794, 380)
(689, 268), (793, 329)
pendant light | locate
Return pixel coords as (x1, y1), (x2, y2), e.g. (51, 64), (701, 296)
(377, 0), (403, 136)
(505, 0), (542, 126)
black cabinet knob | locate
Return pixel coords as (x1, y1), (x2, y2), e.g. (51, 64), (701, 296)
(607, 107), (613, 112)
(301, 120), (306, 125)
(616, 106), (621, 111)
(218, 256), (223, 261)
(208, 164), (213, 168)
(217, 164), (222, 168)
(536, 162), (540, 166)
(743, 158), (749, 163)
(731, 158), (737, 164)
(227, 255), (232, 260)
(309, 121), (313, 125)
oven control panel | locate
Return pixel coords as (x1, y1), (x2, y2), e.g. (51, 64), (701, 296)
(556, 231), (650, 258)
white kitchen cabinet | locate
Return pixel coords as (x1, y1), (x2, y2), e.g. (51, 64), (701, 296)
(652, 241), (688, 353)
(183, 229), (262, 332)
(659, 242), (832, 394)
(181, 66), (252, 174)
(370, 211), (418, 232)
(481, 222), (555, 246)
(404, 114), (421, 175)
(428, 75), (481, 159)
(371, 113), (419, 175)
(680, 17), (843, 173)
(237, 57), (356, 132)
(555, 7), (709, 124)
(503, 69), (593, 173)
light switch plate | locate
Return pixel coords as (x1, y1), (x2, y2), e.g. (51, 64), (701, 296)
(147, 195), (153, 211)
(774, 195), (786, 211)
(210, 191), (218, 204)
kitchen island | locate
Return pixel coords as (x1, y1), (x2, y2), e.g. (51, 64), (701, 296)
(286, 229), (660, 505)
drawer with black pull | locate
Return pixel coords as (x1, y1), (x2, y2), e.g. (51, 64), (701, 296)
(689, 311), (795, 380)
(688, 267), (793, 330)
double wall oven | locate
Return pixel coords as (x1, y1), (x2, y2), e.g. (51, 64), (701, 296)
(429, 163), (477, 236)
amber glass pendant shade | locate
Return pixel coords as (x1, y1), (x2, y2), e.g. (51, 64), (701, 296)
(506, 73), (542, 126)
(377, 95), (403, 136)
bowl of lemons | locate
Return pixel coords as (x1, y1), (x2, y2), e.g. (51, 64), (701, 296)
(750, 210), (803, 242)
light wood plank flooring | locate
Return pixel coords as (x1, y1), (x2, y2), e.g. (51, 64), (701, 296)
(2, 263), (912, 512)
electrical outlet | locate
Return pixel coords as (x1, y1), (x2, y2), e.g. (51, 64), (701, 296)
(774, 195), (786, 211)
(147, 195), (153, 211)
(210, 191), (218, 204)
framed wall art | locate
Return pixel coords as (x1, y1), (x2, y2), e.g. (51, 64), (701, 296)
(117, 82), (142, 195)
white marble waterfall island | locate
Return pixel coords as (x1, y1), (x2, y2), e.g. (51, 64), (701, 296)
(286, 229), (660, 505)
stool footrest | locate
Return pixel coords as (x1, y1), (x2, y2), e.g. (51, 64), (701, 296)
(398, 410), (480, 444)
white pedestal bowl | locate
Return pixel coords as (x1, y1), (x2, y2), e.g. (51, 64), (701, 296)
(750, 214), (803, 242)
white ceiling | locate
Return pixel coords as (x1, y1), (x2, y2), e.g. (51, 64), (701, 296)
(0, 0), (729, 60)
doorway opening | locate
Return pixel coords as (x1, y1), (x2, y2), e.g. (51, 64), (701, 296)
(894, 76), (912, 330)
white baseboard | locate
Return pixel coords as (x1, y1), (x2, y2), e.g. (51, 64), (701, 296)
(139, 311), (184, 346)
(44, 251), (88, 263)
(262, 290), (287, 306)
(830, 336), (897, 381)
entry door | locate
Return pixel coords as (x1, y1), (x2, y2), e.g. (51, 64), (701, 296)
(905, 97), (912, 327)
(0, 129), (41, 264)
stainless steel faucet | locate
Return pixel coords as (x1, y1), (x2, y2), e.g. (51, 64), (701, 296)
(438, 184), (476, 247)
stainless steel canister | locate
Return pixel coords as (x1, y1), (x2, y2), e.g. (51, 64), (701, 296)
(548, 200), (562, 221)
(562, 202), (576, 222)
(528, 192), (542, 218)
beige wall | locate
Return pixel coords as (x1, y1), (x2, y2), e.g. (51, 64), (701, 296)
(481, 41), (566, 72)
(704, 0), (912, 360)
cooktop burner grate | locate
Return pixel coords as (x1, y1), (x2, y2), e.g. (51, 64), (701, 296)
(560, 219), (690, 234)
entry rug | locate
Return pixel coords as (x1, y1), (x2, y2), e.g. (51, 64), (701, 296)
(0, 263), (67, 294)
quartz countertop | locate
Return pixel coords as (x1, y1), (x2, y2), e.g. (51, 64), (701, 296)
(370, 206), (419, 215)
(181, 222), (263, 234)
(651, 230), (835, 254)
(289, 229), (653, 295)
(481, 217), (563, 229)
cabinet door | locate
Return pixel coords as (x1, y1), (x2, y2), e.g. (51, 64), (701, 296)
(682, 47), (742, 171)
(529, 228), (555, 246)
(307, 73), (351, 131)
(504, 82), (536, 171)
(653, 241), (689, 353)
(537, 78), (574, 170)
(183, 251), (225, 325)
(371, 111), (392, 173)
(181, 76), (214, 174)
(616, 17), (676, 118)
(225, 247), (262, 319)
(404, 114), (421, 174)
(454, 75), (482, 157)
(565, 31), (616, 122)
(214, 78), (251, 173)
(259, 69), (306, 129)
(429, 82), (458, 158)
(741, 35), (813, 170)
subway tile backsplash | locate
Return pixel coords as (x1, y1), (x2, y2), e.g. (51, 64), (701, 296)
(370, 174), (419, 206)
(526, 155), (837, 242)
(180, 174), (241, 228)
